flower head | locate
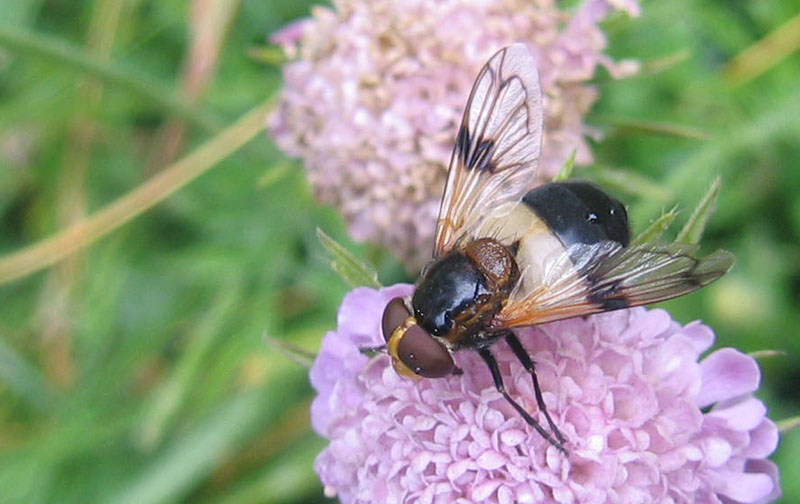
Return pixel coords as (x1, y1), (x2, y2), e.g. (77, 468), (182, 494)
(270, 0), (640, 269)
(310, 285), (780, 503)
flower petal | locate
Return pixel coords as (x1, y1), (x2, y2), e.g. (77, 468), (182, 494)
(714, 469), (776, 503)
(696, 348), (760, 408)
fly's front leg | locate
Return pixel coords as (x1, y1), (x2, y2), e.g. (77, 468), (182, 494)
(359, 344), (387, 355)
(477, 345), (567, 455)
(502, 330), (567, 446)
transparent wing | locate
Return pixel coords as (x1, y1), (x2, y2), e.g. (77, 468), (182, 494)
(496, 242), (735, 327)
(433, 44), (542, 258)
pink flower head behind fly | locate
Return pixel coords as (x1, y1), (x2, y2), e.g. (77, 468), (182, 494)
(310, 285), (780, 504)
(269, 0), (641, 270)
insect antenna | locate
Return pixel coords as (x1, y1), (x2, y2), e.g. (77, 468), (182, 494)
(477, 346), (568, 455)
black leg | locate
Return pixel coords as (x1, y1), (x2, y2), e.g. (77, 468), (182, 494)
(359, 344), (387, 355)
(504, 332), (567, 446)
(478, 347), (567, 455)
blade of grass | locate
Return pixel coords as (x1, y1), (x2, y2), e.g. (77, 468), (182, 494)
(137, 286), (239, 451)
(39, 0), (127, 388)
(778, 415), (800, 434)
(0, 25), (221, 132)
(641, 49), (691, 74)
(256, 162), (293, 188)
(262, 332), (315, 368)
(205, 398), (312, 493)
(724, 12), (800, 87)
(552, 149), (576, 181)
(212, 437), (324, 504)
(111, 372), (307, 504)
(631, 92), (800, 224)
(317, 228), (381, 289)
(595, 116), (710, 140)
(590, 166), (674, 202)
(146, 0), (241, 173)
(675, 176), (721, 244)
(747, 349), (786, 360)
(247, 44), (287, 66)
(0, 99), (274, 286)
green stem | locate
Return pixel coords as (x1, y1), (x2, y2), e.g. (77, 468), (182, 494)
(0, 25), (221, 132)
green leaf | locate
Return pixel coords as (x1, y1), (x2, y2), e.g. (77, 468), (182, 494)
(596, 115), (710, 140)
(675, 176), (721, 244)
(317, 228), (382, 289)
(262, 332), (316, 368)
(553, 149), (576, 181)
(632, 206), (679, 245)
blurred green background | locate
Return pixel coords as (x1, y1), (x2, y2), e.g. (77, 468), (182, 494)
(0, 0), (798, 502)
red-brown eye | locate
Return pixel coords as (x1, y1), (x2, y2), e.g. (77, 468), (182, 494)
(396, 324), (455, 378)
(382, 297), (410, 342)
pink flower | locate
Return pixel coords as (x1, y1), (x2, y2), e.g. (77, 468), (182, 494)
(269, 0), (641, 270)
(310, 285), (780, 503)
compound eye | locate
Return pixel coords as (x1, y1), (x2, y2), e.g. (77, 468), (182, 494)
(397, 324), (455, 378)
(382, 297), (410, 342)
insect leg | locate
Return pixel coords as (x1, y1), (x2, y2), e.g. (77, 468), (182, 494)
(359, 344), (387, 355)
(477, 347), (567, 454)
(504, 331), (567, 446)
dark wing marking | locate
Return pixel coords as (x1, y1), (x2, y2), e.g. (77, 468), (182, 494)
(496, 242), (734, 328)
(433, 44), (542, 258)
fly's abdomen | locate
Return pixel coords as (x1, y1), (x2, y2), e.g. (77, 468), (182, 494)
(474, 181), (631, 305)
(522, 181), (630, 249)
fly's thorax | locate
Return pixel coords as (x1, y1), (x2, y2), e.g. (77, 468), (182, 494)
(411, 243), (517, 342)
(463, 238), (519, 292)
(412, 252), (490, 338)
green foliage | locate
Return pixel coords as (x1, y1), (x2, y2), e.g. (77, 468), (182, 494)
(553, 149), (576, 181)
(631, 206), (678, 245)
(316, 228), (381, 289)
(0, 0), (798, 502)
(675, 176), (721, 245)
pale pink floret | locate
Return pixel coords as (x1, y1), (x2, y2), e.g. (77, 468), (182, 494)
(270, 0), (641, 270)
(310, 285), (780, 504)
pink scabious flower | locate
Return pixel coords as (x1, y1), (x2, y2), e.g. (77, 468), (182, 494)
(269, 0), (641, 270)
(310, 285), (781, 503)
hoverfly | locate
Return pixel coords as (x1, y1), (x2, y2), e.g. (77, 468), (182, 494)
(369, 44), (734, 454)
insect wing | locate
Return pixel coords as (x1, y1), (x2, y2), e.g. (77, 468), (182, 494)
(433, 44), (543, 258)
(497, 242), (734, 327)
